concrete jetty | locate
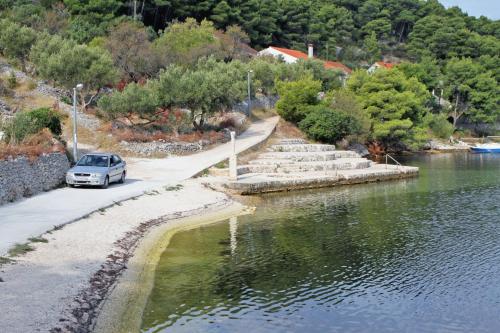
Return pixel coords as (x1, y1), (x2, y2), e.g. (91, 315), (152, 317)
(219, 139), (419, 195)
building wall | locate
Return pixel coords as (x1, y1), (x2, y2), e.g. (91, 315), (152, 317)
(258, 48), (298, 64)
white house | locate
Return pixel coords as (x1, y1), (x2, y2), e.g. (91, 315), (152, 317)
(258, 44), (352, 76)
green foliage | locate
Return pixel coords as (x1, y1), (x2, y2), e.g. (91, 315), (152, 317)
(98, 82), (157, 121)
(425, 113), (454, 139)
(30, 34), (118, 109)
(397, 57), (441, 92)
(154, 18), (222, 66)
(3, 107), (63, 143)
(325, 89), (371, 141)
(0, 19), (36, 70)
(63, 0), (121, 43)
(445, 58), (500, 125)
(104, 21), (158, 80)
(155, 57), (247, 128)
(348, 68), (431, 148)
(276, 77), (322, 123)
(299, 105), (360, 144)
(363, 32), (381, 64)
(8, 242), (34, 257)
(101, 57), (247, 129)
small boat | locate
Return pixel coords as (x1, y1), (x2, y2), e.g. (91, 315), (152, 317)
(471, 143), (500, 153)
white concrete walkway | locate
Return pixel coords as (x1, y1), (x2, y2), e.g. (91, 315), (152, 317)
(0, 117), (278, 255)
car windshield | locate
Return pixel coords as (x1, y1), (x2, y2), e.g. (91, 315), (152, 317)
(77, 155), (109, 167)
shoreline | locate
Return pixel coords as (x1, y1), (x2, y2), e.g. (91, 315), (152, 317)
(94, 203), (251, 333)
(0, 180), (246, 333)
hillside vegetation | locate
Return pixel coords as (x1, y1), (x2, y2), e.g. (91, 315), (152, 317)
(0, 0), (498, 153)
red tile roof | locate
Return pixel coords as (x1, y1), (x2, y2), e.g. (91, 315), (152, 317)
(324, 61), (352, 74)
(269, 46), (351, 74)
(375, 61), (394, 69)
(270, 46), (310, 60)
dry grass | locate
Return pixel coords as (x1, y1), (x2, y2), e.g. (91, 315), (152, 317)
(0, 129), (66, 161)
(274, 118), (307, 140)
(0, 73), (55, 112)
(250, 108), (278, 121)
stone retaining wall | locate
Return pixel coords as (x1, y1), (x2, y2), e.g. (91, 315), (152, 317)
(0, 153), (70, 205)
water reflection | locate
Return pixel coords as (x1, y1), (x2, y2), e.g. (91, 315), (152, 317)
(141, 153), (500, 333)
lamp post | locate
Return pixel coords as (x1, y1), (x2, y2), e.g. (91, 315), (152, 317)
(247, 70), (253, 116)
(72, 83), (84, 162)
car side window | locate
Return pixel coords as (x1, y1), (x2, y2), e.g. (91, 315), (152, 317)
(111, 155), (121, 166)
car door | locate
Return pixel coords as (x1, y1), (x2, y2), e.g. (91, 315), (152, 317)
(109, 156), (118, 181)
(111, 155), (123, 181)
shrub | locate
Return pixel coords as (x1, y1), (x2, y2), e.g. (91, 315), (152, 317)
(299, 105), (361, 144)
(7, 72), (17, 89)
(427, 113), (454, 139)
(276, 76), (322, 124)
(0, 77), (11, 96)
(3, 107), (63, 143)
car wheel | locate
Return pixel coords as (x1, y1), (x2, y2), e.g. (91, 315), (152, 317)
(68, 184), (75, 188)
(118, 171), (126, 184)
(101, 176), (109, 189)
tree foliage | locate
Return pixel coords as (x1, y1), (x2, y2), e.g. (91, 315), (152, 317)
(276, 76), (322, 124)
(443, 58), (500, 126)
(347, 68), (431, 148)
(0, 19), (36, 70)
(299, 105), (360, 144)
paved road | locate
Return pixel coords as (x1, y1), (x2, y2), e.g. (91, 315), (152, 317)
(0, 117), (278, 255)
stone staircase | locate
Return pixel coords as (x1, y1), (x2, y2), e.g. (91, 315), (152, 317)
(219, 138), (419, 195)
(237, 139), (372, 175)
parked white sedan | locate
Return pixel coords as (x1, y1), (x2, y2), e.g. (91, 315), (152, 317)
(66, 153), (127, 189)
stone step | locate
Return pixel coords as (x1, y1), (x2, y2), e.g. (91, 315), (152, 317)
(268, 144), (336, 153)
(238, 158), (372, 175)
(254, 151), (359, 163)
(276, 138), (308, 145)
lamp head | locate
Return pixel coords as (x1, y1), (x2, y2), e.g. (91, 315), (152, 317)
(76, 83), (84, 90)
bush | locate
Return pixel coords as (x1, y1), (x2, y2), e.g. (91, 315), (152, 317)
(276, 76), (322, 124)
(299, 106), (360, 144)
(0, 77), (11, 96)
(3, 107), (63, 143)
(7, 72), (17, 89)
(427, 113), (454, 139)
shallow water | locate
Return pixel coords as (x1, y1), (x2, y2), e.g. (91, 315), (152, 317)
(141, 153), (500, 333)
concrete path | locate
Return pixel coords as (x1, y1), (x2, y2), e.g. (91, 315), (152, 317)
(0, 116), (279, 255)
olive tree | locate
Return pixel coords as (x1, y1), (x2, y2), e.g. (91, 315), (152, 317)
(0, 20), (36, 71)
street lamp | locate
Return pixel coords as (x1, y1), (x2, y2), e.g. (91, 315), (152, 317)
(247, 70), (253, 116)
(72, 83), (84, 162)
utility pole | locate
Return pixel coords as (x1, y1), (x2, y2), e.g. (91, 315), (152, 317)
(247, 70), (253, 116)
(133, 0), (137, 20)
(72, 84), (84, 162)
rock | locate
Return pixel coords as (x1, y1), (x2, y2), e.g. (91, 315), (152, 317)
(348, 143), (370, 157)
(81, 312), (89, 323)
(426, 139), (470, 151)
(0, 153), (70, 206)
(119, 137), (230, 156)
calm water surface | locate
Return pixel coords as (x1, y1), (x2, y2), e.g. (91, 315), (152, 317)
(141, 153), (500, 333)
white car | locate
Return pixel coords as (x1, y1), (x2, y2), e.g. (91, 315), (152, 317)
(66, 153), (127, 188)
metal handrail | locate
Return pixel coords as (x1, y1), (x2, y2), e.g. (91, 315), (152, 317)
(385, 153), (402, 169)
